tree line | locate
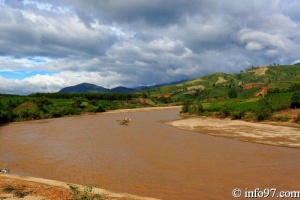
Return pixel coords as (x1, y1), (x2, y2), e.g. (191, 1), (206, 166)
(29, 92), (139, 101)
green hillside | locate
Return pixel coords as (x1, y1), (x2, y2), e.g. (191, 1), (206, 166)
(146, 64), (300, 102)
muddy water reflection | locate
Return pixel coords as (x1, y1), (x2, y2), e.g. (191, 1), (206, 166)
(1, 108), (300, 200)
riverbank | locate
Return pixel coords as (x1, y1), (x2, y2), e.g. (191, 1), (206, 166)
(0, 174), (160, 200)
(166, 115), (300, 148)
(104, 105), (182, 114)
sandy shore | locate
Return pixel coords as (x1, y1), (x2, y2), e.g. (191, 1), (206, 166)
(0, 174), (160, 200)
(166, 116), (300, 148)
(104, 106), (182, 114)
(106, 106), (300, 148)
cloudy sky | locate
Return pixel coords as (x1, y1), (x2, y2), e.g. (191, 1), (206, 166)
(0, 0), (300, 94)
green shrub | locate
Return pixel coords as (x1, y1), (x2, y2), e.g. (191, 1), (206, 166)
(202, 111), (211, 117)
(72, 97), (88, 108)
(294, 114), (300, 123)
(69, 185), (104, 200)
(48, 107), (82, 118)
(291, 91), (300, 108)
(0, 110), (14, 124)
(188, 105), (198, 115)
(3, 185), (29, 198)
(272, 115), (290, 122)
(197, 102), (204, 114)
(18, 108), (41, 120)
(181, 100), (193, 113)
(228, 89), (238, 98)
(243, 111), (255, 121)
(89, 99), (98, 106)
(230, 111), (244, 120)
(254, 97), (274, 121)
(218, 104), (231, 118)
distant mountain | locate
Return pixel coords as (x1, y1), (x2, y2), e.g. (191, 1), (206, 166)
(58, 83), (110, 93)
(58, 83), (135, 93)
(59, 79), (189, 93)
(110, 86), (135, 93)
(133, 79), (188, 90)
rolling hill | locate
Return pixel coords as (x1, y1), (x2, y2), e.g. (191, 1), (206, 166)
(146, 64), (300, 101)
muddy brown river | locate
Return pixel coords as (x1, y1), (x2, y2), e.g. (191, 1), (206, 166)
(0, 108), (300, 199)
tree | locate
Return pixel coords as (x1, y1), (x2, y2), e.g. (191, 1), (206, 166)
(291, 91), (300, 109)
(228, 89), (238, 98)
(0, 110), (12, 124)
(181, 100), (193, 113)
(72, 97), (86, 108)
(255, 97), (274, 121)
(141, 92), (148, 99)
(197, 102), (204, 114)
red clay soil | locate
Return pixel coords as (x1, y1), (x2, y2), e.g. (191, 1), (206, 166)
(0, 176), (73, 200)
(254, 85), (268, 96)
(0, 176), (139, 200)
(243, 83), (262, 90)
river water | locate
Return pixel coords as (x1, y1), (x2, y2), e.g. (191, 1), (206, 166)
(0, 108), (300, 200)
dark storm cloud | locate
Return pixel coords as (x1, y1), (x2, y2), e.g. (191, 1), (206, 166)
(0, 0), (300, 94)
(0, 3), (117, 58)
(49, 0), (215, 26)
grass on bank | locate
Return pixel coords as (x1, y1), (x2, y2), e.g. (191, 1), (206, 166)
(181, 91), (299, 123)
(0, 93), (156, 125)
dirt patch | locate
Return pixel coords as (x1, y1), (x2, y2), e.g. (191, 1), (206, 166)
(166, 116), (300, 148)
(215, 77), (227, 84)
(249, 66), (268, 76)
(187, 85), (205, 91)
(0, 175), (72, 200)
(254, 85), (268, 96)
(177, 78), (203, 86)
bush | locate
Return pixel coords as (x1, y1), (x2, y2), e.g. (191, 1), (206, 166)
(272, 115), (290, 122)
(69, 185), (104, 200)
(181, 100), (193, 113)
(254, 97), (274, 121)
(243, 112), (255, 121)
(0, 110), (13, 124)
(228, 89), (238, 98)
(294, 114), (300, 123)
(291, 91), (300, 108)
(18, 108), (41, 120)
(185, 101), (204, 115)
(72, 97), (88, 108)
(218, 104), (231, 118)
(197, 102), (204, 114)
(230, 111), (244, 120)
(188, 105), (198, 115)
(48, 107), (82, 118)
(89, 99), (98, 106)
(97, 105), (105, 112)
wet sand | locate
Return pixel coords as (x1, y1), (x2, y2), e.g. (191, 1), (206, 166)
(1, 107), (300, 200)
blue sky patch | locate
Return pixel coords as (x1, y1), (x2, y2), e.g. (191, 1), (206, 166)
(0, 70), (59, 79)
(27, 57), (47, 63)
